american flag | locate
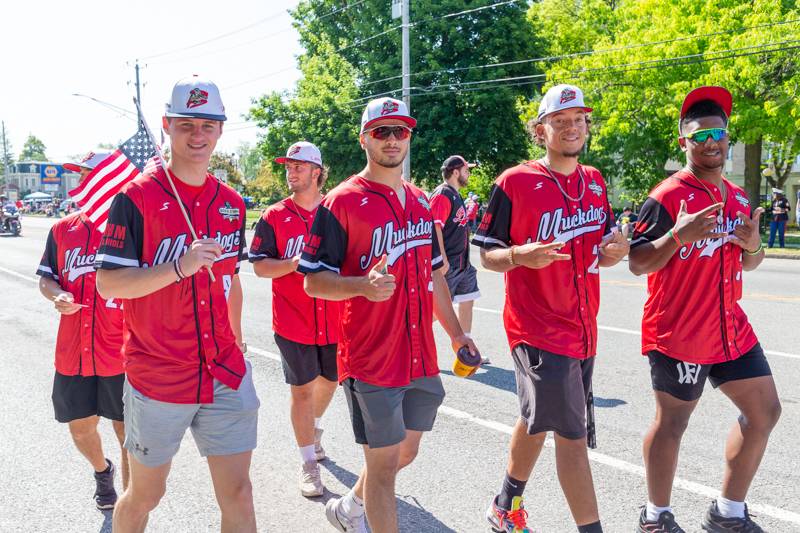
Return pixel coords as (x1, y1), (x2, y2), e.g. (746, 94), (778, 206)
(68, 120), (157, 232)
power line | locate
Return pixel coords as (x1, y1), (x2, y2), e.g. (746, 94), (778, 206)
(362, 17), (800, 88)
(140, 9), (291, 61)
(343, 40), (800, 106)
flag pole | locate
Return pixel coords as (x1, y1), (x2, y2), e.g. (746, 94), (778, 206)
(134, 98), (216, 282)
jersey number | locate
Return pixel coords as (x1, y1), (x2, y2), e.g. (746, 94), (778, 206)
(223, 275), (232, 300)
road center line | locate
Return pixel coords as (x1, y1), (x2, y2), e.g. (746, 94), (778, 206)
(248, 343), (800, 525)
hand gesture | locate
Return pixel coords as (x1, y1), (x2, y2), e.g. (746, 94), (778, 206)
(673, 200), (727, 244)
(513, 241), (571, 269)
(362, 255), (396, 302)
(728, 207), (764, 252)
(53, 292), (82, 315)
(178, 238), (223, 276)
(599, 226), (630, 262)
(290, 255), (301, 271)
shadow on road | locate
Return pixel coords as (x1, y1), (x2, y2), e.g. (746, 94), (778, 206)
(441, 366), (517, 393)
(323, 460), (457, 532)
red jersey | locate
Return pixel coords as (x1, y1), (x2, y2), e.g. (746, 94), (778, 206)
(631, 171), (758, 364)
(37, 213), (124, 376)
(95, 167), (247, 404)
(298, 176), (444, 387)
(249, 198), (339, 345)
(472, 161), (614, 358)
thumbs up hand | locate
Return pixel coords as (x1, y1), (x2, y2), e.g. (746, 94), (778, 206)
(361, 254), (397, 302)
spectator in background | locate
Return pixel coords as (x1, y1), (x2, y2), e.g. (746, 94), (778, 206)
(466, 193), (480, 232)
(617, 206), (638, 234)
(768, 188), (790, 248)
(795, 189), (799, 227)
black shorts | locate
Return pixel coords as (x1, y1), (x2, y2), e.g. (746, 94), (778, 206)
(52, 372), (125, 423)
(648, 343), (772, 402)
(511, 344), (595, 440)
(445, 264), (481, 303)
(342, 376), (445, 448)
(274, 333), (338, 386)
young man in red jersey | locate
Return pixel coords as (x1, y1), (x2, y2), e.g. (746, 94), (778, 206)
(300, 97), (479, 533)
(38, 150), (127, 511)
(630, 86), (780, 533)
(97, 76), (258, 533)
(250, 141), (339, 497)
(474, 84), (629, 533)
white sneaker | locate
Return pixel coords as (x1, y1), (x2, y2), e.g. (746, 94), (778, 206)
(325, 496), (367, 533)
(299, 460), (324, 497)
(314, 428), (327, 461)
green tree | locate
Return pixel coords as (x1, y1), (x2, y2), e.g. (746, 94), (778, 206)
(251, 0), (544, 190)
(19, 134), (47, 161)
(236, 142), (264, 183)
(530, 0), (800, 202)
(244, 161), (289, 206)
(209, 151), (244, 189)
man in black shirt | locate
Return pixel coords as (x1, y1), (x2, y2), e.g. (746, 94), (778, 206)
(768, 188), (790, 248)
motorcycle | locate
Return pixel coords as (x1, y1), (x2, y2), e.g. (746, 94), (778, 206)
(1, 205), (22, 236)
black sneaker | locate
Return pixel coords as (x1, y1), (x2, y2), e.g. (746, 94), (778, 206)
(93, 459), (118, 510)
(636, 506), (685, 532)
(701, 501), (764, 532)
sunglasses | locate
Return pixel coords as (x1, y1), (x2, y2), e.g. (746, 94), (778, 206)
(364, 125), (413, 141)
(684, 128), (728, 143)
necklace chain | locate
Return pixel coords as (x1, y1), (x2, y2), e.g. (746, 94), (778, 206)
(537, 159), (586, 202)
(685, 169), (726, 219)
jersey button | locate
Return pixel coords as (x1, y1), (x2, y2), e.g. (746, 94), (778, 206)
(578, 274), (582, 279)
(413, 358), (418, 363)
(318, 331), (323, 335)
(200, 300), (206, 305)
(196, 202), (201, 206)
(411, 288), (415, 293)
(412, 325), (416, 329)
(203, 333), (209, 339)
(318, 307), (322, 311)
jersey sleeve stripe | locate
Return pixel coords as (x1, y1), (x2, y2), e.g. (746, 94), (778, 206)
(36, 265), (58, 280)
(472, 234), (509, 248)
(95, 253), (140, 268)
(298, 258), (340, 273)
(247, 251), (270, 260)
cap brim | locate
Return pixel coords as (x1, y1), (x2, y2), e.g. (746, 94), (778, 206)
(466, 162), (477, 168)
(538, 105), (593, 120)
(361, 115), (417, 132)
(680, 86), (732, 119)
(165, 111), (227, 122)
(63, 163), (84, 172)
(274, 157), (321, 165)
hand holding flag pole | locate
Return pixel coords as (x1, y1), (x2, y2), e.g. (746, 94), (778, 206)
(134, 97), (216, 282)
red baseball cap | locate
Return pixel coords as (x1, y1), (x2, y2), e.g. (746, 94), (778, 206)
(680, 86), (732, 120)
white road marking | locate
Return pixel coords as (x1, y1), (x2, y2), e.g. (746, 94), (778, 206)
(246, 344), (800, 525)
(0, 266), (38, 283)
(475, 306), (800, 360)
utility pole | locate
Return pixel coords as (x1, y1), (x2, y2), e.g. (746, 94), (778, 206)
(134, 60), (143, 120)
(393, 0), (411, 181)
(1, 121), (9, 182)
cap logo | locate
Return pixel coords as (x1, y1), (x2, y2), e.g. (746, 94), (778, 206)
(381, 100), (400, 116)
(80, 152), (95, 164)
(186, 88), (209, 109)
(559, 88), (577, 104)
(288, 145), (302, 156)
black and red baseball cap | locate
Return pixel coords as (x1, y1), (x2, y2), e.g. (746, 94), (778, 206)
(441, 155), (477, 172)
(680, 86), (732, 121)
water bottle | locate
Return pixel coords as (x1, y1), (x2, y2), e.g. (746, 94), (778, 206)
(452, 345), (482, 377)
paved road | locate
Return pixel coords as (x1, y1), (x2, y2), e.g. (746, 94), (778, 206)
(1, 216), (799, 532)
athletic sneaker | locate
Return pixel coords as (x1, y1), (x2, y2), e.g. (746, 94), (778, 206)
(93, 459), (117, 510)
(486, 495), (532, 533)
(299, 460), (324, 497)
(701, 501), (764, 532)
(636, 506), (685, 532)
(325, 497), (368, 533)
(314, 428), (326, 461)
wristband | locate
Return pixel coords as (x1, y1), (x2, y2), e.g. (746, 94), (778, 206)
(744, 242), (763, 255)
(173, 258), (185, 282)
(508, 246), (516, 266)
(668, 229), (684, 247)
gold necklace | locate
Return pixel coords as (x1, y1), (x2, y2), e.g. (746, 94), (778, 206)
(685, 168), (726, 223)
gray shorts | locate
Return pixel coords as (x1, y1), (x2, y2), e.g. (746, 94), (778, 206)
(511, 344), (595, 440)
(123, 361), (260, 467)
(445, 264), (481, 303)
(342, 375), (445, 449)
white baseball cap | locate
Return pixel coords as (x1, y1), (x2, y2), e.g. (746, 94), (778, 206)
(537, 84), (592, 120)
(274, 141), (323, 166)
(165, 75), (227, 122)
(361, 97), (417, 132)
(63, 151), (112, 172)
